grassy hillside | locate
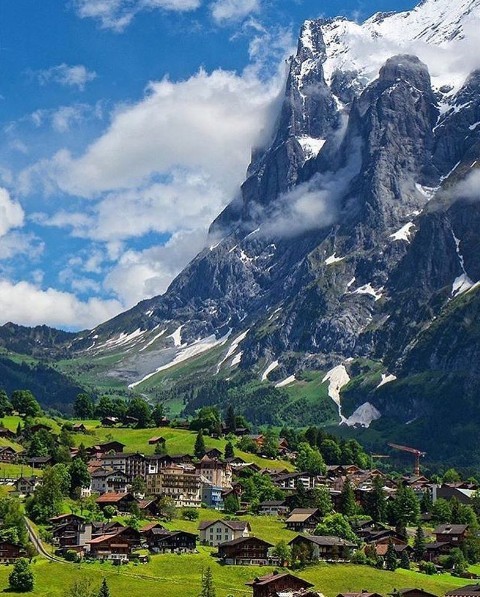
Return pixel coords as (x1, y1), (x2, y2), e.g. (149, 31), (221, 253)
(69, 420), (294, 470)
(0, 554), (469, 597)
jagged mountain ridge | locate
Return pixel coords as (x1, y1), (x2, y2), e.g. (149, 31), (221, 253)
(3, 0), (480, 451)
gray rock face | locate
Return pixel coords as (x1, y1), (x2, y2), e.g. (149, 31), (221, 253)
(66, 14), (480, 435)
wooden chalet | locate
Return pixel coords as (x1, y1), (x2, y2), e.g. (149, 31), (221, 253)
(91, 521), (126, 538)
(50, 514), (92, 549)
(27, 455), (52, 469)
(0, 446), (18, 462)
(137, 498), (160, 518)
(143, 528), (197, 553)
(337, 593), (382, 597)
(258, 500), (289, 516)
(205, 447), (223, 459)
(375, 537), (412, 557)
(95, 492), (137, 512)
(30, 423), (52, 434)
(285, 508), (320, 532)
(87, 526), (141, 560)
(246, 571), (314, 597)
(0, 427), (15, 440)
(140, 522), (167, 533)
(446, 585), (480, 597)
(91, 440), (126, 455)
(72, 423), (87, 433)
(100, 417), (119, 427)
(288, 535), (355, 561)
(217, 536), (273, 565)
(389, 590), (438, 597)
(434, 524), (468, 545)
(148, 436), (166, 446)
(0, 541), (26, 564)
(157, 417), (171, 427)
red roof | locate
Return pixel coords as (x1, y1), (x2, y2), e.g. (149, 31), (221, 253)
(96, 492), (131, 503)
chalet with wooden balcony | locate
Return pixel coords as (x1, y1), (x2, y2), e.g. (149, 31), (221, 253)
(217, 536), (273, 565)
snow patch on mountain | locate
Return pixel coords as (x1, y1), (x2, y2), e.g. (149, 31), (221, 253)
(139, 328), (167, 352)
(230, 352), (242, 367)
(216, 329), (249, 373)
(452, 273), (474, 296)
(261, 360), (279, 381)
(451, 231), (474, 296)
(325, 253), (345, 265)
(275, 375), (296, 388)
(344, 402), (381, 427)
(297, 136), (326, 159)
(390, 222), (415, 242)
(377, 373), (397, 388)
(353, 283), (384, 301)
(323, 365), (350, 419)
(94, 328), (146, 351)
(168, 325), (183, 347)
(129, 331), (231, 389)
(320, 0), (480, 95)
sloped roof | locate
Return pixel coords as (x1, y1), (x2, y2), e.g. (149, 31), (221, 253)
(199, 519), (250, 532)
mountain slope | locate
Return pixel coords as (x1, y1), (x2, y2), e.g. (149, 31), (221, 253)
(3, 0), (480, 465)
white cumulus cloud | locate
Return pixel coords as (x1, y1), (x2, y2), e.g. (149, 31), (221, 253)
(0, 279), (123, 329)
(104, 228), (208, 304)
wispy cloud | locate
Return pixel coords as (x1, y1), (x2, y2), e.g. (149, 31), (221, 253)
(34, 63), (97, 91)
(210, 0), (260, 25)
(73, 0), (201, 32)
(0, 188), (24, 237)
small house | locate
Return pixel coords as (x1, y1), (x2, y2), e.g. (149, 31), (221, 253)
(218, 536), (273, 565)
(148, 436), (166, 446)
(143, 529), (197, 553)
(199, 520), (251, 546)
(0, 446), (18, 463)
(95, 492), (137, 513)
(434, 524), (468, 545)
(258, 500), (289, 516)
(246, 571), (314, 597)
(288, 535), (355, 561)
(445, 585), (480, 597)
(0, 542), (25, 564)
(285, 508), (320, 532)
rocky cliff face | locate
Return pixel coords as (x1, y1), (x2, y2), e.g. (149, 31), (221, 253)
(8, 0), (480, 451)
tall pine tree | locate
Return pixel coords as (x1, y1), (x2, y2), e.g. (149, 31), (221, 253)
(413, 524), (426, 561)
(98, 578), (110, 597)
(199, 567), (216, 597)
(194, 430), (206, 459)
(339, 478), (357, 517)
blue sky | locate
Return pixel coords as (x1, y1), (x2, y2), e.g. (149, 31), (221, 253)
(0, 0), (417, 330)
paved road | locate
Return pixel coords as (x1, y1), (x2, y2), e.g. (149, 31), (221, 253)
(24, 517), (64, 563)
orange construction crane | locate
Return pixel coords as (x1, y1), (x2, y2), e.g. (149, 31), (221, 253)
(388, 443), (426, 476)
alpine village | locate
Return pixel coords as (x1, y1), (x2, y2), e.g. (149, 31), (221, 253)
(2, 0), (480, 596)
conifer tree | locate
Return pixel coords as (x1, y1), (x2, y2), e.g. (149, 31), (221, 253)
(339, 477), (357, 517)
(199, 567), (216, 597)
(194, 430), (206, 459)
(399, 550), (410, 569)
(385, 539), (398, 571)
(224, 441), (234, 459)
(413, 524), (426, 561)
(98, 578), (110, 597)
